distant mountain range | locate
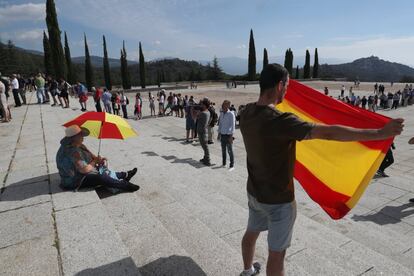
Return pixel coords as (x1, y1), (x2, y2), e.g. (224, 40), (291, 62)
(4, 43), (414, 82)
(71, 55), (138, 68)
(200, 56), (347, 75)
(319, 56), (414, 82)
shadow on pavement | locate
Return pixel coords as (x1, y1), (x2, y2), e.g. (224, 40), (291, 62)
(139, 255), (207, 276)
(352, 202), (414, 225)
(0, 174), (60, 201)
(74, 255), (207, 276)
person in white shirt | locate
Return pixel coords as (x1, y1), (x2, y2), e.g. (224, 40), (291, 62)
(11, 74), (22, 107)
(218, 100), (236, 170)
(0, 80), (11, 122)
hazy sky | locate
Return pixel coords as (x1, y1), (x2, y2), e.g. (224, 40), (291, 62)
(1, 0), (414, 65)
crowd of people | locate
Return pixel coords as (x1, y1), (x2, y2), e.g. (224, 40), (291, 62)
(3, 67), (414, 275)
(323, 83), (414, 113)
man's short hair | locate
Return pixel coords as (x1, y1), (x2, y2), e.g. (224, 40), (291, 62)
(259, 64), (289, 95)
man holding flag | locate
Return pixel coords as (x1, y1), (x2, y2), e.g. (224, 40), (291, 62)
(239, 64), (404, 276)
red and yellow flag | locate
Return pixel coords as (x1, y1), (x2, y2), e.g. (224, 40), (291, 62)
(278, 80), (393, 219)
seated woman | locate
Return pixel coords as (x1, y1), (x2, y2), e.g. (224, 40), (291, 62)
(56, 125), (139, 192)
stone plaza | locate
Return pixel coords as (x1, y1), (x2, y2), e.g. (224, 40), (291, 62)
(1, 82), (414, 275)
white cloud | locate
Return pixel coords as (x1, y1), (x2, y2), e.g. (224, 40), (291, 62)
(153, 40), (161, 45)
(1, 28), (43, 44)
(0, 3), (45, 25)
(319, 36), (414, 66)
(56, 0), (231, 60)
(237, 44), (246, 49)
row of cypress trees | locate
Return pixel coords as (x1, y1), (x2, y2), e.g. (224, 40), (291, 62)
(248, 29), (319, 79)
(44, 0), (147, 90)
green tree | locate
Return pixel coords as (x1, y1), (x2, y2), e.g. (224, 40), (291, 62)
(313, 48), (319, 78)
(295, 65), (299, 79)
(46, 0), (66, 79)
(284, 48), (294, 75)
(248, 29), (256, 81)
(303, 50), (311, 79)
(263, 48), (268, 71)
(43, 31), (54, 76)
(139, 42), (146, 88)
(84, 34), (94, 91)
(64, 31), (75, 83)
(120, 41), (131, 89)
(0, 38), (7, 74)
(211, 56), (223, 80)
(102, 35), (112, 89)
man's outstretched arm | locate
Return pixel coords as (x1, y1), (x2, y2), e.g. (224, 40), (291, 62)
(306, 118), (404, 141)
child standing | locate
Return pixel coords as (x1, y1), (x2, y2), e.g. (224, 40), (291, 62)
(134, 93), (142, 120)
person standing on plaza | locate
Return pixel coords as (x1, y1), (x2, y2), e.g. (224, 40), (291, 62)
(340, 84), (345, 98)
(196, 98), (211, 166)
(120, 91), (129, 119)
(207, 103), (218, 144)
(18, 74), (27, 105)
(134, 93), (142, 120)
(59, 79), (70, 108)
(93, 87), (103, 112)
(0, 79), (11, 122)
(239, 64), (404, 276)
(76, 82), (88, 111)
(149, 92), (156, 117)
(218, 100), (235, 170)
(158, 90), (165, 115)
(11, 74), (22, 107)
(35, 73), (46, 104)
(102, 88), (112, 113)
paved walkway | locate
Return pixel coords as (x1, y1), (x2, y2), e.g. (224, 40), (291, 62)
(1, 88), (414, 275)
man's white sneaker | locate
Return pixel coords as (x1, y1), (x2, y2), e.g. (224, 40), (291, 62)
(240, 262), (261, 276)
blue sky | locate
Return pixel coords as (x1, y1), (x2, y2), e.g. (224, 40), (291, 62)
(1, 0), (414, 65)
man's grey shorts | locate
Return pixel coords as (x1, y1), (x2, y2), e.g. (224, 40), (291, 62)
(247, 193), (297, 252)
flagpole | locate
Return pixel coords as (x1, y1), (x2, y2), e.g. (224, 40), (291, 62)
(98, 120), (103, 156)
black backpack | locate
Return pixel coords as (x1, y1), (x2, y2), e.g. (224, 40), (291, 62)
(209, 107), (218, 127)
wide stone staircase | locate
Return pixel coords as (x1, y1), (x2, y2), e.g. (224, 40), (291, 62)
(1, 93), (414, 275)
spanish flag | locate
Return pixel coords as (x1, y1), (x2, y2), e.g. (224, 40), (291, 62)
(278, 80), (393, 219)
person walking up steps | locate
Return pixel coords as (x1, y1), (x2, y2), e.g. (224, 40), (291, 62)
(239, 64), (404, 276)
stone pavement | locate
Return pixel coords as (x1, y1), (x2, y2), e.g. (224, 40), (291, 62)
(1, 87), (414, 275)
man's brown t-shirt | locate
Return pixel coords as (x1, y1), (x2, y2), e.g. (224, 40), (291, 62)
(240, 103), (314, 204)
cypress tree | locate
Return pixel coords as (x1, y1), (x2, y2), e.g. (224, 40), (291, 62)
(43, 31), (54, 76)
(248, 29), (256, 81)
(313, 48), (319, 78)
(84, 34), (94, 91)
(120, 41), (131, 89)
(120, 48), (126, 89)
(295, 65), (299, 79)
(46, 0), (66, 79)
(284, 48), (294, 75)
(288, 49), (294, 75)
(303, 50), (311, 79)
(212, 56), (223, 80)
(284, 49), (289, 70)
(102, 35), (112, 89)
(64, 32), (75, 83)
(263, 48), (268, 70)
(139, 42), (146, 88)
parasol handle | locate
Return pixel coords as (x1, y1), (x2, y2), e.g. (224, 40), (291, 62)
(98, 121), (103, 156)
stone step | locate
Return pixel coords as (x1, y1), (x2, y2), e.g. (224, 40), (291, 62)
(134, 152), (380, 275)
(100, 192), (195, 276)
(50, 182), (140, 275)
(145, 200), (243, 275)
(305, 209), (414, 271)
